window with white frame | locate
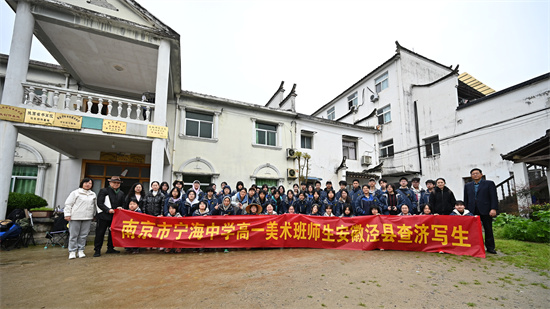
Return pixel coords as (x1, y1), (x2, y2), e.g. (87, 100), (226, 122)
(10, 165), (37, 194)
(301, 134), (313, 149)
(185, 111), (213, 138)
(375, 72), (389, 93)
(379, 139), (394, 158)
(342, 139), (357, 160)
(327, 106), (335, 120)
(377, 105), (391, 124)
(424, 135), (440, 157)
(256, 122), (277, 146)
(347, 92), (358, 110)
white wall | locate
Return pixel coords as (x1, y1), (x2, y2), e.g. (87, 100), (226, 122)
(296, 118), (379, 185)
(175, 95), (295, 189)
(412, 74), (550, 199)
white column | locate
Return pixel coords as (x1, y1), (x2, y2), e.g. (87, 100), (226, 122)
(0, 1), (35, 219)
(35, 164), (48, 197)
(512, 162), (532, 215)
(154, 39), (170, 127)
(150, 39), (171, 183)
(1, 0), (34, 107)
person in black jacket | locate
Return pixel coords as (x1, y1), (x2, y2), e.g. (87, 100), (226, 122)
(142, 181), (165, 217)
(429, 178), (457, 215)
(464, 168), (498, 254)
(94, 176), (125, 257)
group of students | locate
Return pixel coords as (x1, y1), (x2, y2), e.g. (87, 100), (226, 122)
(123, 176), (472, 220)
(64, 175), (478, 259)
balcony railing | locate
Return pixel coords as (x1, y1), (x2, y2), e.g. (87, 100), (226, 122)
(21, 82), (155, 123)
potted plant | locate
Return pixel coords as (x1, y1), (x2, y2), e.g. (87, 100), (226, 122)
(29, 207), (54, 218)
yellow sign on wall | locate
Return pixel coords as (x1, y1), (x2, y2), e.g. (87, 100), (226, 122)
(24, 109), (55, 125)
(102, 119), (127, 134)
(0, 105), (26, 122)
(53, 113), (82, 129)
(147, 124), (168, 139)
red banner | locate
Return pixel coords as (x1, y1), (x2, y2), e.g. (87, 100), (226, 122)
(111, 210), (486, 258)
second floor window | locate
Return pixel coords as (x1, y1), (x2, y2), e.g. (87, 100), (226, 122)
(377, 105), (391, 124)
(186, 111), (213, 138)
(379, 139), (394, 158)
(256, 122), (277, 146)
(348, 92), (358, 110)
(424, 135), (440, 157)
(301, 134), (313, 149)
(342, 140), (357, 160)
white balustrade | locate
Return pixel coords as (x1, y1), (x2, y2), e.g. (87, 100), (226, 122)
(21, 82), (155, 123)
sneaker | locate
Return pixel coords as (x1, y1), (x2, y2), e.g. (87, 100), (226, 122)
(69, 252), (76, 259)
(77, 250), (86, 258)
(132, 249), (140, 254)
(93, 250), (101, 257)
(224, 249), (229, 253)
(106, 249), (120, 254)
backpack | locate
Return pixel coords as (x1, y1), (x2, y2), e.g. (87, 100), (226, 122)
(7, 209), (26, 222)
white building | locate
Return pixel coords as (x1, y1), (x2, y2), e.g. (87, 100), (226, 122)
(311, 41), (550, 206)
(0, 0), (181, 218)
(172, 83), (379, 191)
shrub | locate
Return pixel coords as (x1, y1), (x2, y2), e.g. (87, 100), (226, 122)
(494, 211), (550, 243)
(531, 203), (550, 212)
(7, 192), (48, 215)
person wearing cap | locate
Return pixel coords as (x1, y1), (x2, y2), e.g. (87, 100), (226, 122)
(93, 176), (125, 257)
(246, 203), (262, 215)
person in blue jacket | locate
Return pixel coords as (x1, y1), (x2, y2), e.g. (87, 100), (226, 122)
(397, 177), (418, 214)
(323, 189), (338, 216)
(201, 187), (218, 213)
(355, 185), (382, 216)
(349, 179), (363, 204)
(217, 185), (232, 204)
(375, 178), (388, 199)
(295, 191), (311, 214)
(310, 191), (324, 214)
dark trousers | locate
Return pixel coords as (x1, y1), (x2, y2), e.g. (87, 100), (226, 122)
(475, 209), (495, 251)
(94, 219), (113, 252)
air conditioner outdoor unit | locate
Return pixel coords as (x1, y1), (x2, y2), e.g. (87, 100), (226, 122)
(287, 148), (296, 159)
(361, 155), (372, 166)
(287, 168), (298, 179)
(370, 93), (379, 102)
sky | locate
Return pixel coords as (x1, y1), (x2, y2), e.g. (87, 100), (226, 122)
(1, 0), (549, 114)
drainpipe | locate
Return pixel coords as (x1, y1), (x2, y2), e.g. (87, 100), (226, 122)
(171, 95), (180, 185)
(413, 100), (422, 175)
(51, 153), (61, 210)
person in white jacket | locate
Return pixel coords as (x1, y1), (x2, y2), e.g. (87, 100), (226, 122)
(64, 178), (97, 260)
